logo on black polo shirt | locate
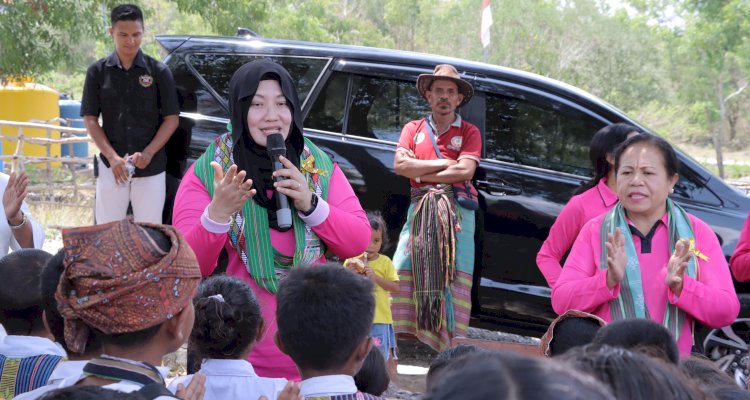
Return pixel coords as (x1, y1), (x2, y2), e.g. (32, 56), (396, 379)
(139, 74), (153, 88)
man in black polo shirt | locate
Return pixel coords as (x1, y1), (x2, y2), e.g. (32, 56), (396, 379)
(81, 4), (179, 224)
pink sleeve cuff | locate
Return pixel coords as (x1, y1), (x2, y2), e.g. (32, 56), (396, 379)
(201, 205), (231, 234)
(298, 194), (329, 227)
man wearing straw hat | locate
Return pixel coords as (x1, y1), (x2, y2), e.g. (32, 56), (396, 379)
(392, 64), (481, 352)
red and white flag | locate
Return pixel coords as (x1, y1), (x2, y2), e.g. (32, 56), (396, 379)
(480, 0), (493, 48)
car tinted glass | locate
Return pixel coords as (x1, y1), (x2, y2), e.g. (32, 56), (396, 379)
(165, 55), (226, 120)
(484, 92), (601, 176)
(187, 53), (328, 105)
(308, 72), (431, 142)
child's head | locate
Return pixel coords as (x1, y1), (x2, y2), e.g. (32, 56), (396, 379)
(56, 220), (202, 355)
(366, 211), (388, 255)
(0, 249), (52, 335)
(354, 347), (390, 396)
(592, 318), (679, 365)
(40, 249), (102, 356)
(276, 263), (374, 375)
(539, 310), (606, 357)
(191, 275), (263, 360)
(426, 344), (485, 390)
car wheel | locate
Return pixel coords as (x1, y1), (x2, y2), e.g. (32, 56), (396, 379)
(703, 318), (750, 388)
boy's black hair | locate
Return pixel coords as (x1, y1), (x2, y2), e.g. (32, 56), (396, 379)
(94, 226), (172, 348)
(680, 355), (737, 389)
(354, 347), (390, 396)
(425, 350), (614, 400)
(592, 319), (680, 365)
(549, 317), (603, 357)
(40, 250), (102, 355)
(276, 263), (374, 371)
(0, 249), (52, 335)
(426, 344), (484, 389)
(366, 211), (389, 250)
(40, 385), (143, 399)
(191, 275), (263, 359)
(110, 4), (143, 26)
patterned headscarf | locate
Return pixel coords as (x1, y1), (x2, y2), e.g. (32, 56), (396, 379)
(55, 219), (202, 354)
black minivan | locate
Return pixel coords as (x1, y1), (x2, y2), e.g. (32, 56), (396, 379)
(157, 32), (750, 373)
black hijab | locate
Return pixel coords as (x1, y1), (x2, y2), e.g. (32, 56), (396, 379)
(228, 60), (305, 231)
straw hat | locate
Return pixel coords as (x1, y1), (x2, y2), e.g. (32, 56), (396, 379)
(416, 64), (474, 108)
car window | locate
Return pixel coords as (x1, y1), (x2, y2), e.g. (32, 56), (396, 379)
(167, 56), (225, 118)
(484, 91), (602, 176)
(307, 72), (431, 142)
(187, 53), (328, 106)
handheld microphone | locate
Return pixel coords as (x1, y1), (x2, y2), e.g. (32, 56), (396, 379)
(266, 133), (292, 230)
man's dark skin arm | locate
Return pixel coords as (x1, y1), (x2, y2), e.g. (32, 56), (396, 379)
(393, 148), (456, 179)
(131, 114), (179, 170)
(84, 115), (130, 184)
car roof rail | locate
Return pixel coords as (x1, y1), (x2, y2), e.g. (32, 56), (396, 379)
(237, 27), (261, 38)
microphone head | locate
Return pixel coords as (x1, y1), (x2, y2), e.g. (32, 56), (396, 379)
(266, 133), (286, 157)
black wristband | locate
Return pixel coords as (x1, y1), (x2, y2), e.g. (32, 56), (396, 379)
(301, 194), (318, 217)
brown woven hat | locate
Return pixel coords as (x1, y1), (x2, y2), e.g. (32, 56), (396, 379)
(416, 64), (474, 108)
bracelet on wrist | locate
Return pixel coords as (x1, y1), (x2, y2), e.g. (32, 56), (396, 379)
(8, 211), (26, 230)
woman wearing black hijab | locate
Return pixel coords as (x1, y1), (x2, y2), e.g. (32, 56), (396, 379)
(173, 60), (371, 380)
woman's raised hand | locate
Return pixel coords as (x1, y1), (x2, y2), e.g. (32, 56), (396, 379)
(666, 239), (692, 296)
(273, 155), (315, 214)
(605, 228), (627, 289)
(207, 162), (255, 223)
(3, 171), (28, 222)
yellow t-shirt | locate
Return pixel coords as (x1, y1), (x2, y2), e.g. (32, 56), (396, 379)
(344, 254), (399, 324)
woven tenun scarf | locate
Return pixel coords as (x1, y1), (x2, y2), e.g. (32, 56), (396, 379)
(193, 133), (333, 293)
(409, 185), (461, 332)
(599, 199), (697, 340)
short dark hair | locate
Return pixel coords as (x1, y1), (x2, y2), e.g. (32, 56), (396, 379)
(276, 263), (374, 371)
(593, 319), (680, 364)
(40, 250), (102, 355)
(561, 344), (705, 399)
(614, 133), (680, 178)
(575, 123), (640, 195)
(93, 226), (172, 347)
(366, 211), (388, 250)
(549, 317), (603, 357)
(110, 4), (143, 26)
(191, 275), (263, 360)
(680, 355), (737, 390)
(426, 344), (484, 389)
(0, 249), (52, 334)
(425, 350), (614, 400)
(354, 347), (390, 396)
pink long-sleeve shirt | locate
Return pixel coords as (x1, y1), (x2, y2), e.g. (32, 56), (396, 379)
(173, 163), (370, 380)
(552, 211), (739, 357)
(537, 178), (618, 288)
(730, 212), (750, 281)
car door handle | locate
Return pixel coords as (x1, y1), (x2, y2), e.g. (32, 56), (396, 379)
(475, 180), (522, 196)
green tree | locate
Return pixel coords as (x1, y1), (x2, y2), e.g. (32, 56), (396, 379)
(0, 1), (110, 80)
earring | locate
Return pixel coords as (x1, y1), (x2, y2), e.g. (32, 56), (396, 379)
(670, 188), (674, 194)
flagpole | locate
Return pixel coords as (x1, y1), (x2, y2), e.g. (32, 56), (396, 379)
(480, 0), (492, 64)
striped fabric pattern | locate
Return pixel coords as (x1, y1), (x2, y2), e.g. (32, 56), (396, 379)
(392, 203), (476, 352)
(0, 354), (63, 398)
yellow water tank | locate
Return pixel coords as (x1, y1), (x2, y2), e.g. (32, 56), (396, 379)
(0, 81), (61, 167)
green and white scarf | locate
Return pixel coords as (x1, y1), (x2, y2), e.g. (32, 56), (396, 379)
(599, 198), (697, 340)
(194, 133), (333, 293)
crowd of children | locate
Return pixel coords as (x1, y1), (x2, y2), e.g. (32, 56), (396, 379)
(0, 216), (746, 400)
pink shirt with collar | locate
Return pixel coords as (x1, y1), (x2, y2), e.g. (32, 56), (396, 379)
(173, 163), (370, 380)
(552, 211), (739, 357)
(730, 212), (750, 281)
(537, 178), (618, 288)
